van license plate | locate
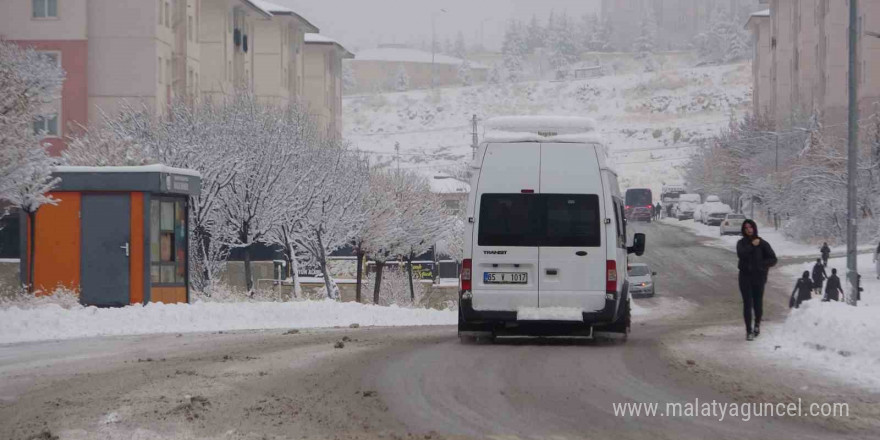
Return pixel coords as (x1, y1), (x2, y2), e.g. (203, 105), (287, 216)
(484, 272), (528, 284)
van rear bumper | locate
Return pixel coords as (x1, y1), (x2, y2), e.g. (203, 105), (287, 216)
(459, 290), (625, 335)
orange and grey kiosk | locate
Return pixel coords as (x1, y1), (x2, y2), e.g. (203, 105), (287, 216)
(21, 165), (201, 306)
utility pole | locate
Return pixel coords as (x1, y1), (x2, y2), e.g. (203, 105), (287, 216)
(774, 133), (779, 172)
(846, 0), (860, 305)
(395, 141), (401, 177)
(471, 114), (479, 159)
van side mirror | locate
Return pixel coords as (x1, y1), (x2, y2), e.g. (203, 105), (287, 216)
(628, 233), (646, 256)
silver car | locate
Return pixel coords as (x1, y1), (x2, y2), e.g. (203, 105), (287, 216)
(720, 213), (747, 235)
(627, 263), (656, 297)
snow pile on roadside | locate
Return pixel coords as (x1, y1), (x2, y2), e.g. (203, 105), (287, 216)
(743, 253), (880, 390)
(0, 300), (456, 345)
(753, 300), (880, 390)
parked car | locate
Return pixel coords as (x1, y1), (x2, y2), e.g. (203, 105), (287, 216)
(720, 213), (747, 235)
(700, 196), (732, 226)
(674, 193), (701, 220)
(627, 263), (656, 297)
(459, 116), (646, 341)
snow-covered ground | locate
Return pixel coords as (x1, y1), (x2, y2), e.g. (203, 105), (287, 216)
(0, 299), (456, 345)
(668, 218), (880, 391)
(344, 62), (752, 194)
(660, 216), (874, 258)
(744, 252), (880, 391)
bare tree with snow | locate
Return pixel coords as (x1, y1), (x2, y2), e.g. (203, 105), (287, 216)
(0, 42), (64, 292)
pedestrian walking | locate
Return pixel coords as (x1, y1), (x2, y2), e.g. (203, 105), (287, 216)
(820, 242), (831, 267)
(811, 258), (827, 297)
(655, 202), (662, 220)
(873, 241), (880, 280)
(824, 268), (844, 302)
(736, 219), (778, 341)
(789, 271), (813, 309)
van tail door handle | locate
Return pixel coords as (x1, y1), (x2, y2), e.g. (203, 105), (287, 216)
(575, 251), (587, 256)
(121, 242), (130, 257)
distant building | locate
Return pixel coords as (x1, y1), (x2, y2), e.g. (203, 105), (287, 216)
(747, 0), (880, 128)
(347, 44), (488, 93)
(303, 33), (353, 139)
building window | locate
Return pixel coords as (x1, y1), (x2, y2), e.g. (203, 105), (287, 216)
(39, 51), (60, 67)
(158, 0), (163, 25)
(158, 57), (163, 84)
(188, 16), (193, 41)
(33, 114), (59, 137)
(150, 198), (187, 286)
(32, 0), (57, 18)
(166, 59), (171, 85)
(165, 1), (170, 27)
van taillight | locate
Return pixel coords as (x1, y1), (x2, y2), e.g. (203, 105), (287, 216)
(606, 260), (617, 293)
(461, 259), (472, 291)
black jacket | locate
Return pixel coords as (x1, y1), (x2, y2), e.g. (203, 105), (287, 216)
(825, 275), (843, 301)
(791, 278), (812, 308)
(811, 263), (827, 283)
(820, 245), (831, 257)
(737, 236), (778, 281)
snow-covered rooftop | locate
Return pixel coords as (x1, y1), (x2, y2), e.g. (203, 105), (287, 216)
(305, 33), (353, 58)
(305, 33), (338, 44)
(485, 116), (597, 134)
(353, 47), (487, 68)
(246, 1), (318, 31)
(53, 164), (202, 178)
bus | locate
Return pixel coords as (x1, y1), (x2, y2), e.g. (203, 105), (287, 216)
(625, 188), (653, 222)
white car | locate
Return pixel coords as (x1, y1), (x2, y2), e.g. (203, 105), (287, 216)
(700, 196), (732, 226)
(720, 213), (747, 235)
(459, 116), (646, 341)
(627, 263), (656, 297)
(675, 193), (701, 220)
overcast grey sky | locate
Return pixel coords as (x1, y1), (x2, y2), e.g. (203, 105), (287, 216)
(275, 0), (600, 52)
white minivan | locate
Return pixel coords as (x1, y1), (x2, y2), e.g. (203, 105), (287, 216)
(459, 116), (646, 340)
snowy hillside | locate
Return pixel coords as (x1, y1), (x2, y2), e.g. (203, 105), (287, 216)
(344, 62), (752, 193)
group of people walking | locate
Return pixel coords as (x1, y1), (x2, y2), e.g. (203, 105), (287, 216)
(789, 255), (845, 309)
(733, 221), (870, 341)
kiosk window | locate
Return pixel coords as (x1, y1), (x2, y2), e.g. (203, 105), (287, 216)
(151, 198), (187, 285)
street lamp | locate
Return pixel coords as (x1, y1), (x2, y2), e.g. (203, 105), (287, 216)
(431, 8), (448, 90)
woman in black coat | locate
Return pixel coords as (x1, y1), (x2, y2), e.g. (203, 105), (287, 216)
(790, 271), (812, 308)
(824, 268), (844, 302)
(736, 219), (778, 341)
(811, 259), (827, 296)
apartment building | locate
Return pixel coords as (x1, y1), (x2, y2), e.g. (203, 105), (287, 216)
(746, 9), (772, 117)
(251, 1), (318, 106)
(303, 33), (353, 139)
(751, 0), (880, 128)
(1, 0), (334, 152)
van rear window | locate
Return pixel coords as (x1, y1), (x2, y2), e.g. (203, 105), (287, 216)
(478, 194), (601, 247)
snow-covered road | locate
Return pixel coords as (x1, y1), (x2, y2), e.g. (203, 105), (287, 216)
(2, 222), (877, 440)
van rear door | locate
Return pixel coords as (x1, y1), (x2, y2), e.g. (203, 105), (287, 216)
(472, 143), (540, 312)
(537, 143), (607, 313)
